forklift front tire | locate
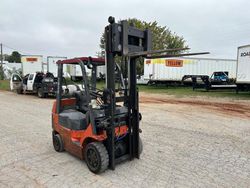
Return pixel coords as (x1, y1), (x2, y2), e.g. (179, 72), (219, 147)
(53, 133), (64, 152)
(84, 142), (109, 174)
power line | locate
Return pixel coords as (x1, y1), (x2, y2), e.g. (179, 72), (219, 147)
(2, 43), (30, 55)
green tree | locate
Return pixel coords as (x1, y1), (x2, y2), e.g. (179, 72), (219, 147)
(6, 51), (21, 63)
(98, 18), (188, 76)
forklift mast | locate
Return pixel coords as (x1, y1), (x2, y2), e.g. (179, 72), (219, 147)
(104, 16), (152, 169)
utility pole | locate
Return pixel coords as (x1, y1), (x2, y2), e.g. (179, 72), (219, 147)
(0, 43), (3, 80)
(0, 43), (3, 68)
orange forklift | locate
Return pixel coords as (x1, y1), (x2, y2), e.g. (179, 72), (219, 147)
(51, 16), (209, 173)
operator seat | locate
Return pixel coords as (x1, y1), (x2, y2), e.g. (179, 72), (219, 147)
(58, 90), (90, 130)
(59, 109), (88, 130)
(73, 91), (89, 113)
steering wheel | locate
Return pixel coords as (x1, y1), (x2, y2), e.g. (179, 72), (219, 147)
(90, 89), (102, 98)
(89, 87), (104, 105)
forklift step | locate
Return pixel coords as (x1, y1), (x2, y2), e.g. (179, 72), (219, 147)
(72, 141), (80, 146)
(115, 154), (130, 164)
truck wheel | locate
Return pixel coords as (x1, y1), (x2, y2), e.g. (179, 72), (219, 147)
(37, 88), (45, 98)
(53, 133), (64, 152)
(84, 142), (109, 174)
(17, 89), (22, 94)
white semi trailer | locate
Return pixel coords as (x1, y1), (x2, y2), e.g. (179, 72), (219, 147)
(236, 45), (250, 91)
(144, 57), (237, 84)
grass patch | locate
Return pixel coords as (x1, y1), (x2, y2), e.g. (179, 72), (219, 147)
(1, 79), (249, 99)
(96, 81), (105, 89)
(0, 80), (10, 91)
(96, 81), (250, 99)
(138, 85), (250, 99)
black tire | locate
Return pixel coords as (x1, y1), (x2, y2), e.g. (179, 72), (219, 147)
(84, 142), (109, 174)
(53, 133), (64, 152)
(37, 88), (45, 98)
(139, 136), (143, 154)
(17, 89), (22, 94)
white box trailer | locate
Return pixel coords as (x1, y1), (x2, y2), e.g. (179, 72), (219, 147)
(236, 45), (250, 87)
(69, 64), (88, 77)
(144, 57), (237, 83)
(69, 63), (105, 78)
(97, 64), (105, 78)
(21, 55), (43, 76)
(46, 56), (67, 77)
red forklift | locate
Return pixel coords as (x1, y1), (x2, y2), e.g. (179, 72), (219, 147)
(52, 16), (209, 173)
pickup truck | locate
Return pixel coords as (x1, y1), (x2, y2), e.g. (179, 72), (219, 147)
(10, 72), (57, 98)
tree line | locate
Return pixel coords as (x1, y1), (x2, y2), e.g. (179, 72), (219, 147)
(3, 51), (21, 63)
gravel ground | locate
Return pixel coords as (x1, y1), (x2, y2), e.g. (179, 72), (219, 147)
(0, 91), (250, 188)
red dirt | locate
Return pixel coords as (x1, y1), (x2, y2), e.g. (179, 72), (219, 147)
(140, 95), (250, 119)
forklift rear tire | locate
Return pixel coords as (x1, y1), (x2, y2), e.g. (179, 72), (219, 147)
(38, 88), (45, 98)
(139, 136), (143, 154)
(53, 133), (64, 152)
(84, 142), (109, 174)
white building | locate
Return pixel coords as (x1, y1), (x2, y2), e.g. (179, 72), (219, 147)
(2, 61), (22, 79)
